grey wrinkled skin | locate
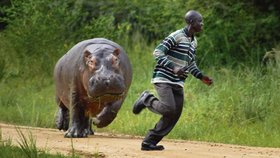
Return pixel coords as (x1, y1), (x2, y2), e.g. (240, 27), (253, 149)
(54, 38), (132, 138)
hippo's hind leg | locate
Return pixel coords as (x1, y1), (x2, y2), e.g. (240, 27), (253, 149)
(56, 97), (69, 131)
(93, 99), (123, 128)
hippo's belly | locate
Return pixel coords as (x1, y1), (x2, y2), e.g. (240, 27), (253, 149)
(84, 94), (125, 117)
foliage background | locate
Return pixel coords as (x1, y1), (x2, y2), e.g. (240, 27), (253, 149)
(0, 0), (279, 147)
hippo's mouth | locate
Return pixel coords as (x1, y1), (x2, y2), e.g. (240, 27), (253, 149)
(87, 92), (125, 103)
(89, 92), (125, 98)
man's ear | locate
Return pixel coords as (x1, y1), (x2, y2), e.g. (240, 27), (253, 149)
(113, 48), (120, 56)
(189, 19), (194, 24)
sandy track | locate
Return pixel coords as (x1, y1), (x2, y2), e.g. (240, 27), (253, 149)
(1, 123), (280, 158)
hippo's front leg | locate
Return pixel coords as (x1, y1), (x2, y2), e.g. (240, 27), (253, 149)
(93, 99), (123, 128)
(65, 92), (89, 138)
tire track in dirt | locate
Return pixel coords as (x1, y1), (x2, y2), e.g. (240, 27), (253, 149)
(1, 123), (280, 158)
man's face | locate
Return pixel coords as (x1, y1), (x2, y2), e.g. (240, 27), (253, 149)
(192, 16), (203, 32)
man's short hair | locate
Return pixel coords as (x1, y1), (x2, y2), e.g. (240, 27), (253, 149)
(185, 10), (202, 24)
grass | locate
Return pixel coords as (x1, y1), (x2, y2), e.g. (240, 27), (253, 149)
(106, 64), (280, 147)
(0, 81), (57, 128)
(0, 127), (104, 158)
(0, 35), (280, 148)
(0, 128), (79, 158)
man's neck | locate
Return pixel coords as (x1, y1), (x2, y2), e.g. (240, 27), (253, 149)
(184, 26), (195, 40)
(186, 25), (195, 37)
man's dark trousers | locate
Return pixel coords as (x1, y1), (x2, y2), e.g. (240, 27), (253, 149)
(143, 83), (184, 145)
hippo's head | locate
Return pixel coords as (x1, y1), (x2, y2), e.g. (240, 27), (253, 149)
(82, 44), (126, 98)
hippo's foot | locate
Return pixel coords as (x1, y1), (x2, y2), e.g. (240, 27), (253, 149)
(87, 119), (94, 135)
(87, 127), (94, 135)
(92, 117), (100, 126)
(64, 126), (89, 138)
(93, 103), (119, 128)
(56, 108), (69, 131)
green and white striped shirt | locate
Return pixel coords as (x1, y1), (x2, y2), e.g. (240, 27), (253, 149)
(151, 27), (203, 87)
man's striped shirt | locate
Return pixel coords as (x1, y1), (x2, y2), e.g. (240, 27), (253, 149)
(151, 27), (203, 87)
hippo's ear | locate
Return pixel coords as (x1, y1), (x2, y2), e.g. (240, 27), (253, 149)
(113, 48), (120, 56)
(84, 50), (91, 61)
(84, 50), (95, 71)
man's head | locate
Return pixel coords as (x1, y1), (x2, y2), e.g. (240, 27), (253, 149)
(184, 10), (203, 32)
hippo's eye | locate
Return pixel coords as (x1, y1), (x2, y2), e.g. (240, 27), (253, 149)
(86, 57), (98, 71)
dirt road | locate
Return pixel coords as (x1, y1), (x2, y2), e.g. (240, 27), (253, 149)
(1, 123), (280, 158)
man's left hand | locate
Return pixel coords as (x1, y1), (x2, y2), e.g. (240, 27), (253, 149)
(173, 66), (186, 76)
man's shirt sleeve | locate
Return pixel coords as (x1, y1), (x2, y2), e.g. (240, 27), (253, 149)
(153, 35), (177, 70)
(186, 61), (203, 79)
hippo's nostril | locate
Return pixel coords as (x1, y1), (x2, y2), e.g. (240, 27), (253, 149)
(110, 75), (115, 80)
(90, 80), (95, 87)
(104, 79), (110, 86)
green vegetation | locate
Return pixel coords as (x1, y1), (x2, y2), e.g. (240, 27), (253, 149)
(107, 58), (280, 147)
(0, 0), (279, 149)
(0, 128), (79, 158)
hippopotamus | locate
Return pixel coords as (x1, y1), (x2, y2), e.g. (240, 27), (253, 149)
(54, 38), (132, 138)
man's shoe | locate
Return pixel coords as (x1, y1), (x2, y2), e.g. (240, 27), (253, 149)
(132, 91), (150, 114)
(141, 142), (165, 151)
